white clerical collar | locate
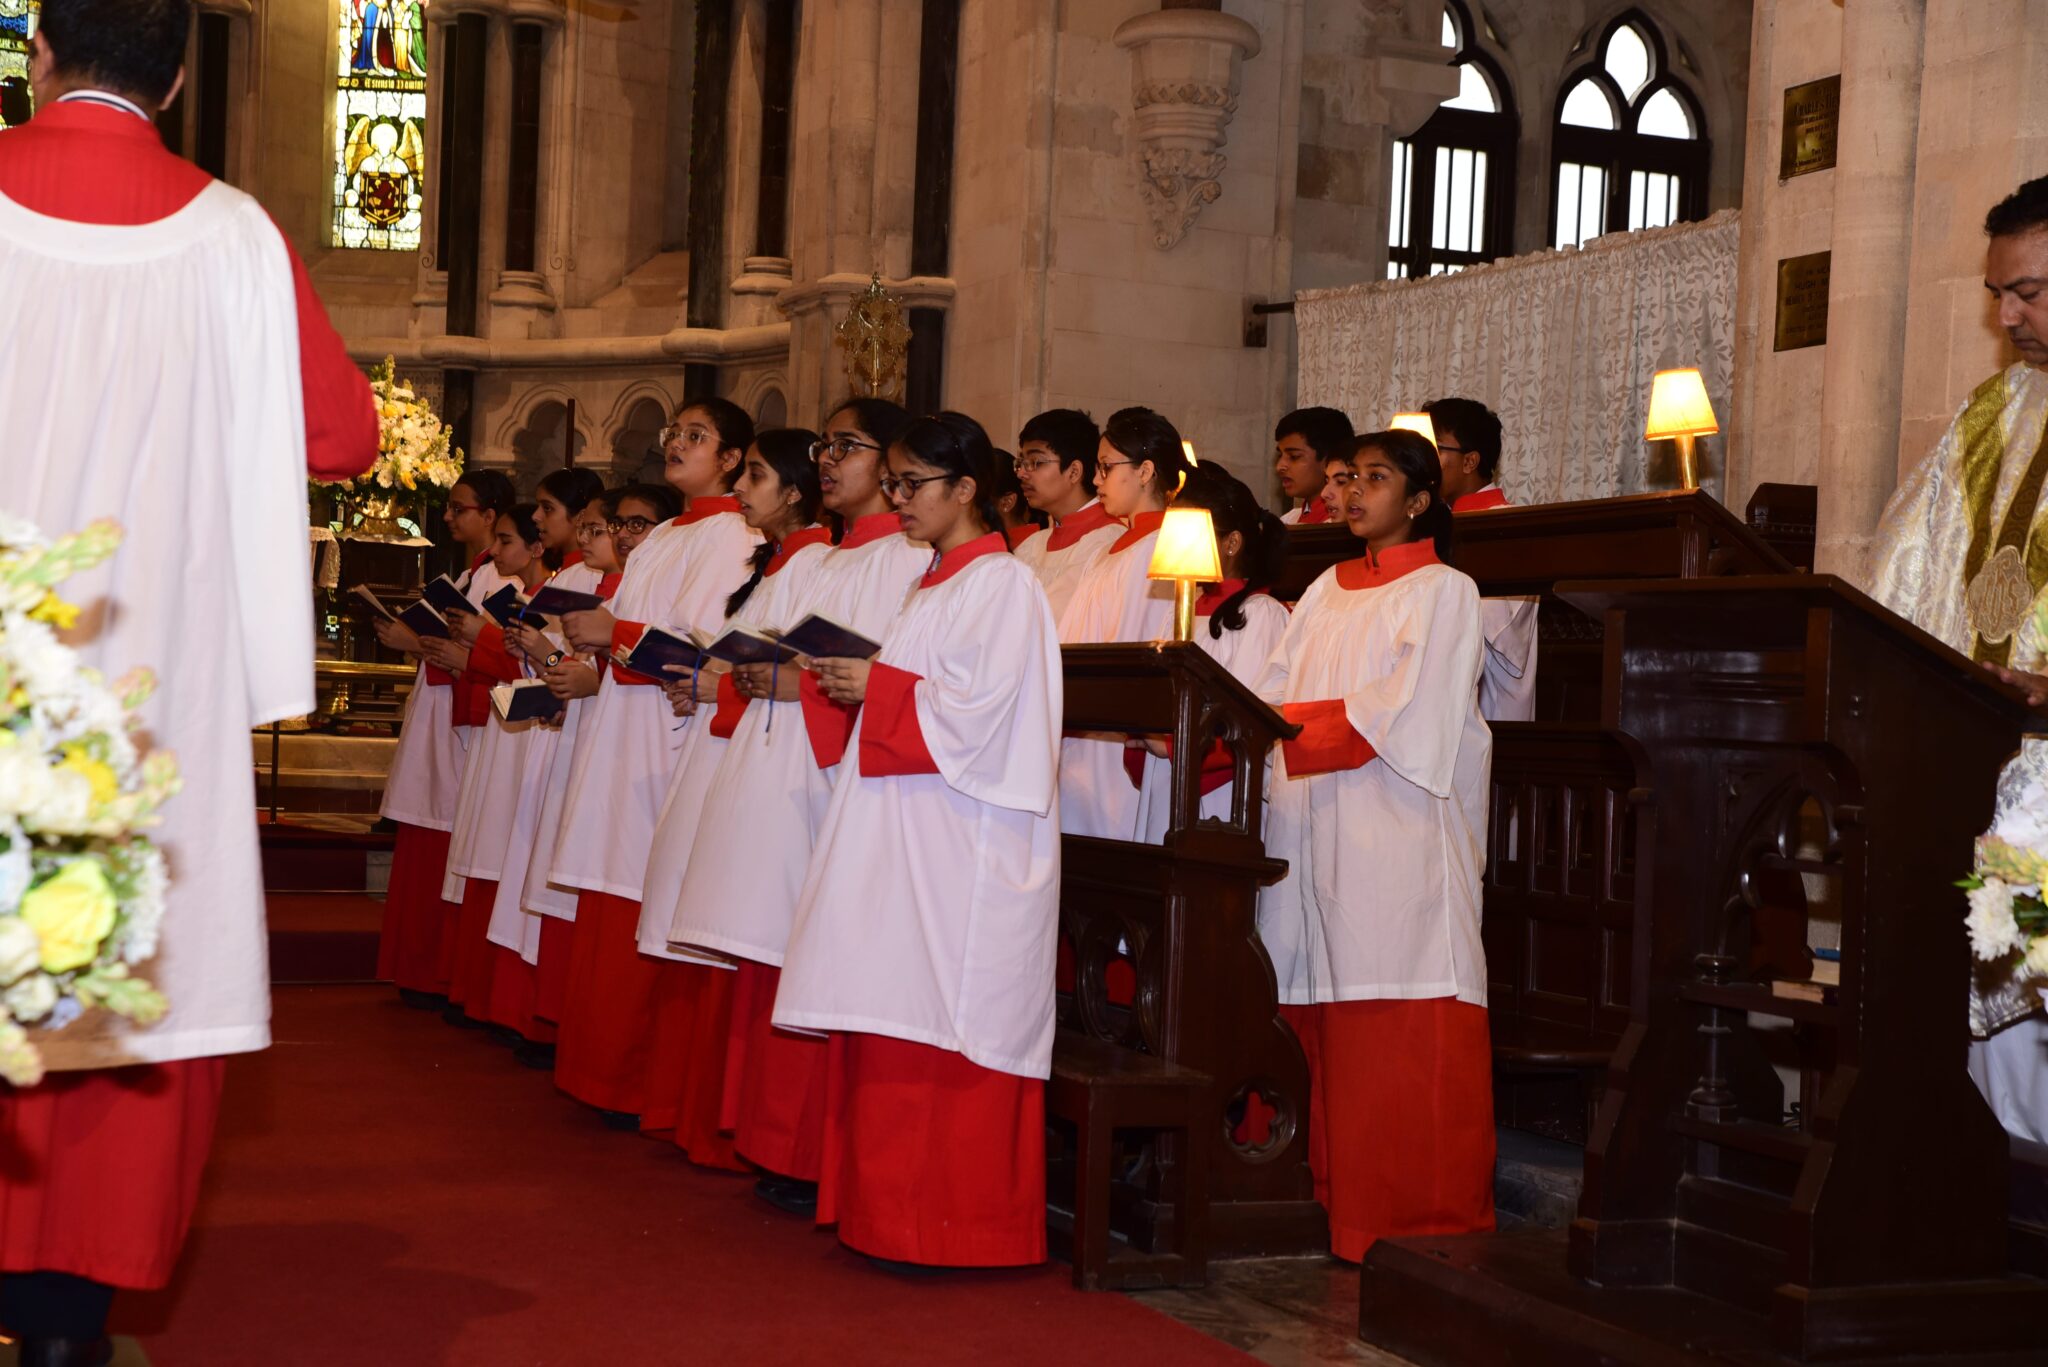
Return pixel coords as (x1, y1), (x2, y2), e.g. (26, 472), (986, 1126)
(56, 90), (153, 123)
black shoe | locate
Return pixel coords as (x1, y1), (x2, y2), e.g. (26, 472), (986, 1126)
(597, 1109), (641, 1132)
(513, 1040), (556, 1070)
(857, 1252), (949, 1279)
(753, 1175), (819, 1216)
(485, 1025), (523, 1049)
(440, 1004), (487, 1030)
(398, 988), (447, 1011)
(18, 1337), (114, 1367)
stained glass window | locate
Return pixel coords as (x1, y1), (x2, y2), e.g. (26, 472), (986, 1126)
(333, 0), (428, 251)
(0, 1), (39, 131)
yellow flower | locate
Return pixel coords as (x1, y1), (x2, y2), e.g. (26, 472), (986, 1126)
(58, 745), (118, 806)
(27, 594), (78, 631)
(19, 860), (116, 972)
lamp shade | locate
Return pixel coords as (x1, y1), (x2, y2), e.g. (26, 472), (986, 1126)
(1390, 412), (1437, 446)
(1645, 368), (1719, 439)
(1147, 506), (1222, 583)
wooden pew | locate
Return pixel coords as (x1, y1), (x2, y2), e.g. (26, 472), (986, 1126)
(1048, 641), (1316, 1283)
(1356, 576), (2048, 1365)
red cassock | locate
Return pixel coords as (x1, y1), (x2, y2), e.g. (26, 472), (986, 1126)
(0, 99), (376, 1290)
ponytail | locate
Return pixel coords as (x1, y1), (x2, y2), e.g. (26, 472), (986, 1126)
(726, 427), (824, 618)
(1353, 429), (1454, 564)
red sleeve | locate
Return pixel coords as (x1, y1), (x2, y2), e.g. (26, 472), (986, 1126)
(799, 669), (860, 769)
(708, 672), (750, 739)
(1280, 700), (1377, 778)
(464, 623), (522, 684)
(1122, 737), (1234, 795)
(284, 232), (379, 482)
(610, 620), (647, 656)
(858, 663), (939, 777)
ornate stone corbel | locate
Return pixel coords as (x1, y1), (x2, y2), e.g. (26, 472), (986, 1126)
(1112, 8), (1262, 251)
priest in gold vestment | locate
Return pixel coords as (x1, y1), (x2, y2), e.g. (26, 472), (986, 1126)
(1869, 176), (2048, 1144)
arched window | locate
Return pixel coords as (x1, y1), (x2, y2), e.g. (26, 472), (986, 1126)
(1387, 1), (1518, 279)
(0, 1), (38, 130)
(1550, 12), (1708, 248)
(333, 0), (429, 251)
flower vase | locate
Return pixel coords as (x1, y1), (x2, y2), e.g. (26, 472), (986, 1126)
(352, 493), (412, 542)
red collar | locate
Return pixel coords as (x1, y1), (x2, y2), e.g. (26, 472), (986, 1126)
(1455, 486), (1510, 512)
(1046, 500), (1121, 552)
(468, 550), (491, 573)
(839, 511), (902, 551)
(596, 572), (623, 600)
(1297, 498), (1332, 525)
(1335, 539), (1440, 590)
(558, 551), (585, 570)
(921, 532), (1008, 588)
(1007, 524), (1042, 550)
(1196, 579), (1249, 615)
(1108, 509), (1166, 555)
(674, 495), (741, 526)
(766, 525), (833, 575)
(16, 100), (163, 145)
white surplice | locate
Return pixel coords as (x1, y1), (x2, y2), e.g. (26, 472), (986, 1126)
(0, 183), (308, 1067)
(1056, 521), (1173, 841)
(774, 547), (1064, 1079)
(1132, 593), (1290, 841)
(1255, 553), (1491, 1007)
(380, 556), (514, 834)
(1479, 597), (1540, 722)
(480, 561), (603, 960)
(549, 508), (759, 900)
(635, 536), (833, 961)
(518, 624), (608, 926)
(667, 527), (930, 964)
(1013, 500), (1124, 625)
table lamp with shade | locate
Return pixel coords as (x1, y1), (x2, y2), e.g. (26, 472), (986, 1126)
(1148, 506), (1222, 643)
(1390, 412), (1437, 445)
(1645, 367), (1718, 492)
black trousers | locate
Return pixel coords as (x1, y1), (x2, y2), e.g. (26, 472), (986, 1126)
(0, 1271), (113, 1340)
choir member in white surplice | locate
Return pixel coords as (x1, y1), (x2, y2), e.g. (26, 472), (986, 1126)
(1274, 406), (1355, 525)
(1427, 397), (1539, 723)
(546, 399), (761, 1122)
(375, 470), (517, 997)
(1256, 427), (1497, 1264)
(667, 400), (928, 1213)
(1056, 407), (1192, 841)
(1010, 408), (1124, 620)
(634, 429), (835, 1168)
(1129, 464), (1292, 840)
(776, 412), (1062, 1269)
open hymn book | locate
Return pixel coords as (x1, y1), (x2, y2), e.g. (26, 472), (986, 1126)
(490, 678), (566, 723)
(617, 613), (883, 680)
(351, 585), (450, 640)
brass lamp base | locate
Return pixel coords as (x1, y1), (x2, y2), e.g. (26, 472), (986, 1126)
(1173, 578), (1198, 642)
(1676, 433), (1700, 492)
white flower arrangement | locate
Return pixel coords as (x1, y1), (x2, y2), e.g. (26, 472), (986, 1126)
(0, 515), (180, 1086)
(321, 356), (464, 496)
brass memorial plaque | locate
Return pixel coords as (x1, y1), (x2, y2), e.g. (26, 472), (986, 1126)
(1775, 252), (1831, 352)
(1780, 76), (1841, 179)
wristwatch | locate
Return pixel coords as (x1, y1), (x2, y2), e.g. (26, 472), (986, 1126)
(544, 650), (566, 669)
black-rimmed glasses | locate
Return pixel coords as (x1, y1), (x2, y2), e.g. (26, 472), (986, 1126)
(811, 435), (882, 463)
(879, 473), (950, 501)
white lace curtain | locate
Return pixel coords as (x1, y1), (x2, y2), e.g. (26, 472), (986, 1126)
(1295, 210), (1739, 505)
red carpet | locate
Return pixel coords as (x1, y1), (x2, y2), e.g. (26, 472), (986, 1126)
(122, 986), (1253, 1366)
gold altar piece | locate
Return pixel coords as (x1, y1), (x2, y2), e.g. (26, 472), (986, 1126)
(834, 273), (913, 401)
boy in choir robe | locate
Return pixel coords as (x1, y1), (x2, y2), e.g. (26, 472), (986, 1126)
(511, 486), (675, 1057)
(667, 398), (927, 1215)
(0, 5), (380, 1351)
(990, 451), (1044, 548)
(633, 428), (834, 1169)
(1317, 448), (1356, 523)
(548, 401), (761, 1125)
(1275, 406), (1355, 525)
(374, 468), (518, 1004)
(1010, 408), (1123, 620)
(1057, 407), (1192, 841)
(440, 470), (606, 1036)
(777, 412), (1063, 1270)
(1255, 427), (1495, 1263)
(1425, 397), (1538, 721)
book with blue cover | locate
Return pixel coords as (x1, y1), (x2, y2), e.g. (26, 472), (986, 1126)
(522, 583), (607, 619)
(776, 613), (883, 661)
(352, 585), (449, 640)
(491, 679), (566, 723)
(480, 584), (527, 628)
(420, 574), (475, 619)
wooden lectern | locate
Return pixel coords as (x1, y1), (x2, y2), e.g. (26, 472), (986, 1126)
(1048, 641), (1320, 1282)
(1358, 575), (2048, 1365)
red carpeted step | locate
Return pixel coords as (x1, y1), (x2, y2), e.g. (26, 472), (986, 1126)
(267, 893), (386, 984)
(124, 986), (1256, 1367)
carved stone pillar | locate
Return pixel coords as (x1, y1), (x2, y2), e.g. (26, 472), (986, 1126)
(1111, 7), (1261, 251)
(490, 2), (566, 335)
